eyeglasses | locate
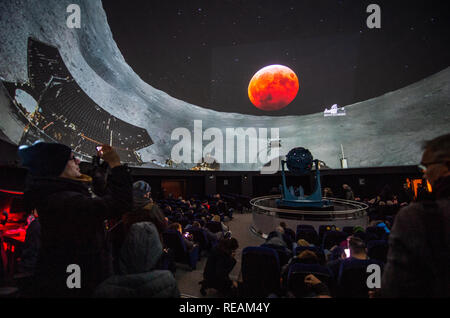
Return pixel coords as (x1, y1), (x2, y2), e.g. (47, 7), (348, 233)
(417, 160), (448, 172)
(69, 156), (79, 162)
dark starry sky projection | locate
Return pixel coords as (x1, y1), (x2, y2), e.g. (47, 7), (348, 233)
(102, 0), (450, 116)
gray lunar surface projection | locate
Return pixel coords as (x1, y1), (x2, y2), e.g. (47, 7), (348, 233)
(0, 0), (449, 170)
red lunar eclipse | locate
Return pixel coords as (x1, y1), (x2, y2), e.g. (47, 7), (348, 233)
(248, 64), (299, 111)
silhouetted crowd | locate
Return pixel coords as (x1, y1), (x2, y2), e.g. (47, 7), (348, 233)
(1, 132), (448, 298)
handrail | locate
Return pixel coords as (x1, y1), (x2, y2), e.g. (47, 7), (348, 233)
(250, 195), (368, 216)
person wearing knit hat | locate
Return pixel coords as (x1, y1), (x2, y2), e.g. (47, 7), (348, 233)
(133, 180), (151, 195)
(122, 180), (167, 243)
(18, 141), (74, 177)
(132, 180), (152, 209)
(18, 141), (132, 298)
(18, 140), (92, 182)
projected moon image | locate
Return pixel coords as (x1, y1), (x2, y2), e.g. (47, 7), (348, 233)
(0, 0), (449, 171)
(248, 65), (299, 111)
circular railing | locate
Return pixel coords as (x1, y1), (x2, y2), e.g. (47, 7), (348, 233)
(250, 195), (368, 221)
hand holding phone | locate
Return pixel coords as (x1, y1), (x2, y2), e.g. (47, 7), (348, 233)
(96, 144), (121, 168)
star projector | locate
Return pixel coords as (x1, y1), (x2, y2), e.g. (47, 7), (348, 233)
(276, 147), (333, 210)
(285, 147), (314, 174)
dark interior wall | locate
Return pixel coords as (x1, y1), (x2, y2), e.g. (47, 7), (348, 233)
(216, 176), (242, 195)
(321, 173), (420, 199)
(161, 179), (186, 199)
(130, 175), (204, 200)
(241, 175), (252, 197)
(0, 139), (19, 166)
(204, 175), (216, 197)
(252, 173), (421, 200)
(187, 177), (205, 199)
(9, 162), (418, 200)
(0, 167), (28, 191)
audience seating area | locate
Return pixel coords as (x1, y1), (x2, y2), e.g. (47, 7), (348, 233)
(152, 189), (403, 298)
(251, 221), (390, 298)
(0, 185), (413, 298)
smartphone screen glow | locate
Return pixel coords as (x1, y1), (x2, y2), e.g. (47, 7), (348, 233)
(344, 248), (350, 258)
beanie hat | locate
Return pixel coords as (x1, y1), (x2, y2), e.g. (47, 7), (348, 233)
(132, 180), (151, 209)
(133, 181), (151, 197)
(18, 141), (72, 177)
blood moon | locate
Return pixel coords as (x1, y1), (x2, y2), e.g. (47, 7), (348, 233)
(248, 65), (299, 111)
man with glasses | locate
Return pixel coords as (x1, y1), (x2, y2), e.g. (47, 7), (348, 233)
(18, 141), (132, 297)
(381, 133), (450, 297)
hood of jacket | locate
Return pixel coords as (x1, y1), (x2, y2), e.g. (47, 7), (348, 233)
(119, 222), (163, 275)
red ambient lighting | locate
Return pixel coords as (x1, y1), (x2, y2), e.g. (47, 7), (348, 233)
(0, 189), (24, 195)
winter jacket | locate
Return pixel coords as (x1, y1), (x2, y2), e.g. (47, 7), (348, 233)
(202, 246), (236, 292)
(18, 218), (41, 273)
(381, 176), (450, 297)
(24, 166), (132, 297)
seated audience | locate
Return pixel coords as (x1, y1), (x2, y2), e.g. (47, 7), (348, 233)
(110, 180), (169, 273)
(342, 184), (355, 200)
(212, 214), (229, 232)
(379, 184), (393, 202)
(265, 226), (290, 251)
(123, 181), (168, 239)
(297, 239), (311, 247)
(347, 236), (368, 260)
(295, 250), (320, 264)
(328, 245), (346, 263)
(279, 222), (295, 247)
(398, 183), (414, 205)
(303, 274), (332, 298)
(0, 210), (8, 225)
(281, 250), (320, 288)
(168, 222), (196, 251)
(200, 237), (239, 297)
(327, 236), (367, 280)
(416, 181), (433, 201)
(14, 137), (447, 299)
(323, 187), (334, 198)
(192, 221), (221, 244)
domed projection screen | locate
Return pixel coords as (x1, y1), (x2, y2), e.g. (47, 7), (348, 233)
(0, 0), (449, 171)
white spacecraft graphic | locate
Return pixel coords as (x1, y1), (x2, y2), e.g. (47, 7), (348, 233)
(324, 104), (346, 117)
